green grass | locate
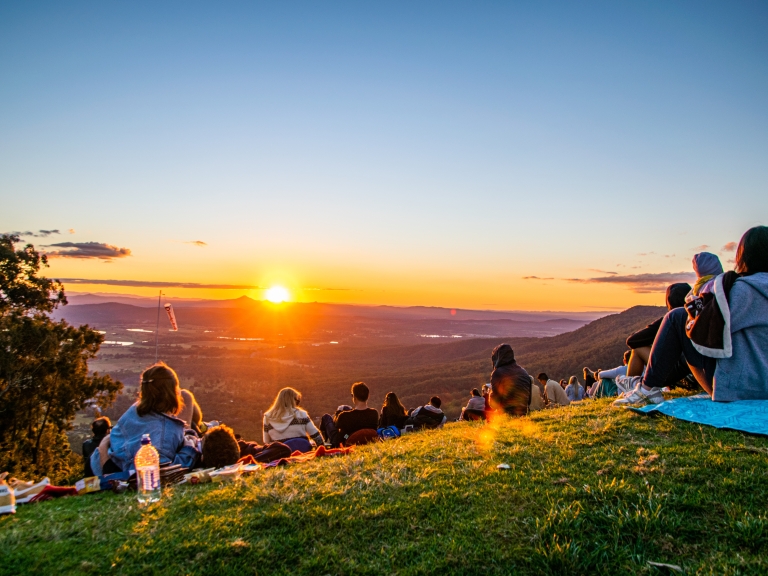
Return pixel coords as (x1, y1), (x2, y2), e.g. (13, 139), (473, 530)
(3, 399), (768, 575)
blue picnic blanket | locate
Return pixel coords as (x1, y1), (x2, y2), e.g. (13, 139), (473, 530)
(631, 393), (768, 436)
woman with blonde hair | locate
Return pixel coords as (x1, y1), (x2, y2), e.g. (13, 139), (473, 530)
(565, 376), (585, 401)
(263, 387), (323, 452)
(98, 362), (199, 473)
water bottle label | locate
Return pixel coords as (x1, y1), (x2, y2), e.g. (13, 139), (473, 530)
(141, 468), (159, 491)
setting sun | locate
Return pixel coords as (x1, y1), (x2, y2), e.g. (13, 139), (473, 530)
(265, 285), (290, 303)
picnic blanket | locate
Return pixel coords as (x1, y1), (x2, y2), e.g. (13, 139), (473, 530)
(238, 445), (354, 468)
(630, 393), (768, 436)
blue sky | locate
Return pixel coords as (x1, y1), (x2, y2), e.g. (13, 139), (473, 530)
(1, 1), (766, 310)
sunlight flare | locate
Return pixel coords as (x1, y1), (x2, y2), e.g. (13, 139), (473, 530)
(265, 285), (290, 303)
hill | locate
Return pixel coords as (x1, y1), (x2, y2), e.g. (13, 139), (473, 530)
(3, 399), (768, 575)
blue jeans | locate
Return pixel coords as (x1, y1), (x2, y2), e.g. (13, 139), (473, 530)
(643, 307), (716, 390)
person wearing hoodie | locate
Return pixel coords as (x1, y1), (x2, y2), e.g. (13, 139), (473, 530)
(616, 226), (768, 406)
(489, 344), (532, 416)
(262, 387), (324, 450)
(688, 252), (724, 299)
(407, 396), (448, 429)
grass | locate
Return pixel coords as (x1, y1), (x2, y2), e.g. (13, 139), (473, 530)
(2, 398), (768, 575)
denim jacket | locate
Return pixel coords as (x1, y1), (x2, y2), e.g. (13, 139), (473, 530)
(108, 404), (199, 471)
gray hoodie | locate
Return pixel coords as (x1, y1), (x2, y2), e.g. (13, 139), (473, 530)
(713, 273), (768, 401)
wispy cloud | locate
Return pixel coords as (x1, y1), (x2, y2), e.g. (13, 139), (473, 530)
(58, 278), (262, 289)
(693, 244), (709, 251)
(722, 241), (737, 252)
(184, 240), (207, 247)
(45, 242), (131, 260)
(7, 229), (62, 238)
(522, 276), (554, 280)
(588, 269), (617, 275)
(567, 272), (696, 293)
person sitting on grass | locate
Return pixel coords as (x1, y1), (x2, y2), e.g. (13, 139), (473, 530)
(460, 388), (487, 421)
(538, 373), (570, 407)
(178, 388), (204, 434)
(528, 375), (544, 412)
(99, 362), (200, 474)
(615, 225), (768, 406)
(625, 282), (692, 380)
(379, 391), (409, 429)
(262, 387), (324, 452)
(559, 379), (568, 390)
(489, 344), (532, 416)
(322, 382), (379, 447)
(82, 417), (110, 477)
(585, 350), (632, 397)
(565, 376), (585, 401)
(406, 396), (448, 429)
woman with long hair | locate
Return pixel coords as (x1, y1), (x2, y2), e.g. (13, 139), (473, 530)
(101, 362), (199, 473)
(379, 391), (409, 428)
(263, 387), (324, 451)
(565, 376), (585, 401)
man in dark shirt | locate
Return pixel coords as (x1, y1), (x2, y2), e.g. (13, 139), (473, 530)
(82, 417), (111, 477)
(333, 382), (378, 445)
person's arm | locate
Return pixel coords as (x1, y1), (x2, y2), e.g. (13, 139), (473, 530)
(305, 418), (324, 447)
(172, 434), (200, 469)
(263, 417), (272, 444)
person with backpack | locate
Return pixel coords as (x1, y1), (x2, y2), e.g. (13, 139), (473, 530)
(615, 225), (768, 406)
(406, 397), (447, 429)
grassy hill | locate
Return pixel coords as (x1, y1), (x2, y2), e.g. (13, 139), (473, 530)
(4, 398), (768, 575)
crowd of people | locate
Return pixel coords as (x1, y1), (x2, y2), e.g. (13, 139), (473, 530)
(80, 225), (768, 479)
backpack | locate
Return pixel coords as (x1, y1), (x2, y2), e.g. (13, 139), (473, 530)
(377, 426), (401, 440)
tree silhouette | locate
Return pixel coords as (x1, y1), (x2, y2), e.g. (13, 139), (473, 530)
(0, 234), (122, 480)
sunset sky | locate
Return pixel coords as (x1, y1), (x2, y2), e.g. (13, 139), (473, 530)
(1, 2), (766, 311)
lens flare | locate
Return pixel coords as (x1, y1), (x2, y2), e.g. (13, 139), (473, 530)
(265, 286), (290, 303)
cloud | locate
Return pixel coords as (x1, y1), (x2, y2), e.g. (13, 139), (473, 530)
(44, 242), (132, 259)
(301, 287), (354, 291)
(58, 278), (262, 289)
(184, 240), (207, 247)
(693, 245), (709, 251)
(7, 229), (62, 238)
(522, 276), (554, 280)
(722, 241), (737, 252)
(567, 271), (696, 293)
(588, 269), (618, 275)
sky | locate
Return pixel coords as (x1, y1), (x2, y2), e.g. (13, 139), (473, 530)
(1, 1), (767, 311)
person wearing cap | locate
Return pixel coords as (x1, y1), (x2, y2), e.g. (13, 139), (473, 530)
(489, 344), (532, 416)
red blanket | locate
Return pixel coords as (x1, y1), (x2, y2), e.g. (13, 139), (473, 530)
(237, 445), (353, 468)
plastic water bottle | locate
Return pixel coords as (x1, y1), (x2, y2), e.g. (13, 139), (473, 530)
(135, 434), (161, 505)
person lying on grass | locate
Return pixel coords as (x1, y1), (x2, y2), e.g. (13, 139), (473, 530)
(201, 425), (292, 468)
(96, 362), (199, 475)
(615, 225), (768, 406)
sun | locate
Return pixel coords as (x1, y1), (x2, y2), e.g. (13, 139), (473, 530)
(265, 285), (290, 304)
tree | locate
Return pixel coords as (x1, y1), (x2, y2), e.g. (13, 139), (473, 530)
(0, 234), (122, 481)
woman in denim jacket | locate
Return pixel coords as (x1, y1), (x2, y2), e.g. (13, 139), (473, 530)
(99, 363), (199, 473)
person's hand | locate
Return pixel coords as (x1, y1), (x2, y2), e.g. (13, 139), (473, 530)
(183, 434), (198, 449)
